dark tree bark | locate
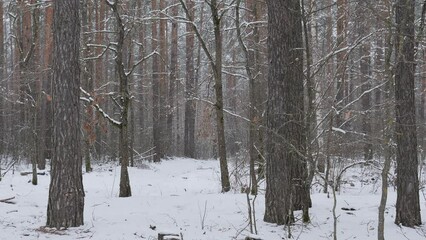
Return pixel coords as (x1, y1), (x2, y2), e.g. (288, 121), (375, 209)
(46, 0), (84, 228)
(210, 0), (231, 192)
(94, 0), (106, 157)
(184, 0), (196, 159)
(264, 0), (307, 225)
(152, 0), (162, 162)
(105, 0), (132, 198)
(356, 1), (373, 161)
(394, 0), (421, 227)
(159, 0), (168, 157)
(0, 1), (4, 157)
(168, 1), (179, 156)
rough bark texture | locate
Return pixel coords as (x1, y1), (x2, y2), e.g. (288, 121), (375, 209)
(106, 0), (131, 198)
(168, 2), (179, 156)
(210, 0), (230, 192)
(264, 0), (306, 225)
(184, 0), (196, 159)
(152, 0), (162, 162)
(46, 0), (84, 228)
(0, 1), (4, 156)
(394, 0), (421, 227)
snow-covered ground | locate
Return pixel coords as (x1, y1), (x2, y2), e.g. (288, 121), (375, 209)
(1, 157), (425, 240)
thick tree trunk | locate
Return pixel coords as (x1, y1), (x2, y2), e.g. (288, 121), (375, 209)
(394, 0), (421, 227)
(46, 0), (84, 228)
(0, 1), (4, 156)
(264, 0), (307, 225)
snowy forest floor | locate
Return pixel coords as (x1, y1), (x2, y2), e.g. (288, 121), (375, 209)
(1, 157), (426, 240)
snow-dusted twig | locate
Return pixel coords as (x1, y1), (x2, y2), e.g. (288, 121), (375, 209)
(80, 87), (121, 127)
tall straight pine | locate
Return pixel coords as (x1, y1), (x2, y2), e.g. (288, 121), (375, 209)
(264, 0), (308, 225)
(394, 0), (421, 227)
(46, 0), (84, 228)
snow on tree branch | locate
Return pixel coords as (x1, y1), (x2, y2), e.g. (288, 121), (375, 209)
(80, 87), (121, 127)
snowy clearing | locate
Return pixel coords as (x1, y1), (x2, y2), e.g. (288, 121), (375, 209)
(1, 157), (426, 240)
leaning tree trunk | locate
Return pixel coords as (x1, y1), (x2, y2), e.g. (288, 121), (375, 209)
(394, 0), (421, 227)
(46, 0), (84, 228)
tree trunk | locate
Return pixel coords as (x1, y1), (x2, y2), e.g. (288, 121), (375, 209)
(152, 0), (162, 162)
(46, 0), (84, 228)
(356, 1), (373, 161)
(106, 0), (132, 197)
(377, 2), (393, 238)
(335, 0), (348, 127)
(237, 0), (258, 195)
(81, 0), (94, 173)
(42, 4), (53, 163)
(159, 0), (168, 157)
(0, 1), (4, 156)
(94, 0), (106, 158)
(168, 1), (179, 157)
(210, 0), (230, 192)
(394, 0), (421, 227)
(264, 0), (306, 225)
(184, 0), (196, 159)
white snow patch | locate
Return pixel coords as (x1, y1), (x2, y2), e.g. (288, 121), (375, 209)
(0, 157), (425, 240)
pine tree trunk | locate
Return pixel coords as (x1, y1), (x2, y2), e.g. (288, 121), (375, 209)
(46, 0), (84, 228)
(394, 0), (421, 227)
(0, 1), (4, 156)
(264, 0), (306, 225)
(168, 2), (179, 157)
(42, 4), (53, 163)
(184, 0), (196, 158)
(152, 0), (162, 162)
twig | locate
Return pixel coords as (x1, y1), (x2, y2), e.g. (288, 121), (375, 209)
(0, 197), (16, 204)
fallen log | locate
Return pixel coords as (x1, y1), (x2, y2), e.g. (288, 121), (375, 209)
(20, 172), (46, 176)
